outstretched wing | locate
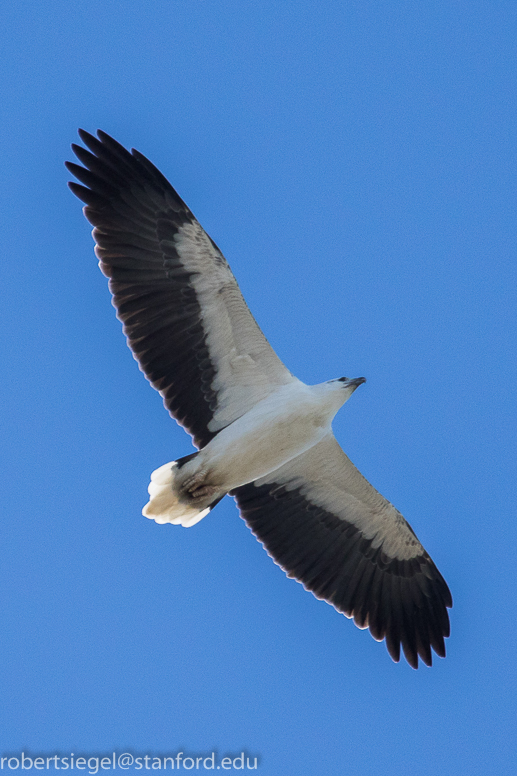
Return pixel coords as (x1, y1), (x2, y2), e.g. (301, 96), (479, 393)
(67, 130), (295, 448)
(232, 434), (452, 668)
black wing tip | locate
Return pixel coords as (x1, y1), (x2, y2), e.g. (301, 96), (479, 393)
(77, 127), (95, 143)
(68, 129), (187, 211)
(66, 130), (145, 202)
(67, 180), (94, 205)
(64, 160), (83, 177)
(75, 128), (109, 153)
(76, 127), (116, 146)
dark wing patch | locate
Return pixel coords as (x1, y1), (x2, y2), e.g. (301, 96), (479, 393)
(232, 481), (452, 669)
(67, 129), (219, 447)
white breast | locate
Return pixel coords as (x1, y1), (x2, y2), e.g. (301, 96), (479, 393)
(198, 381), (343, 491)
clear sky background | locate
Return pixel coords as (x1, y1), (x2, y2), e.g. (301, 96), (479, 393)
(1, 2), (516, 774)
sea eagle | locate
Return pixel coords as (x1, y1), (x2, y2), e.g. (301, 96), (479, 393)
(67, 130), (452, 668)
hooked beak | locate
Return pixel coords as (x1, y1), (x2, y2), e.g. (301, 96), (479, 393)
(338, 376), (366, 390)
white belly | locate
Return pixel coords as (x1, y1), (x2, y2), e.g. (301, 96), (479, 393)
(193, 382), (333, 490)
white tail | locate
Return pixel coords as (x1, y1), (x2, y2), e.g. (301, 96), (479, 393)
(142, 461), (211, 527)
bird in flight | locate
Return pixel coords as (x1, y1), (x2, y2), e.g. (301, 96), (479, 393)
(67, 130), (452, 668)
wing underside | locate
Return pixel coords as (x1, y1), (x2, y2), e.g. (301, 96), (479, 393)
(232, 434), (452, 668)
(67, 130), (294, 447)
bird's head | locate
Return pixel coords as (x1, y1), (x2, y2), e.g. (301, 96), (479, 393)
(332, 375), (366, 399)
(321, 376), (366, 411)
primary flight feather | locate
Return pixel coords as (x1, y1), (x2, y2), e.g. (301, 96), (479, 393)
(67, 129), (452, 668)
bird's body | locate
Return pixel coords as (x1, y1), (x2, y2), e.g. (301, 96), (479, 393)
(67, 130), (452, 668)
(144, 377), (364, 525)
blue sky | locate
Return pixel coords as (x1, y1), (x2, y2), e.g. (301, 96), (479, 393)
(1, 1), (516, 774)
